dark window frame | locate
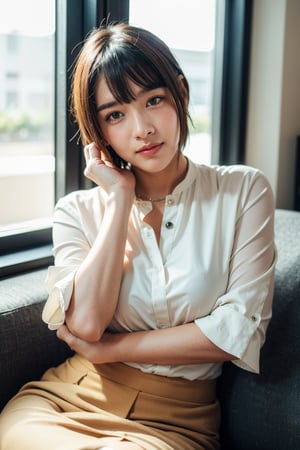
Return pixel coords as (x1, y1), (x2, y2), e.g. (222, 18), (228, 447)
(218, 0), (253, 164)
(0, 0), (251, 278)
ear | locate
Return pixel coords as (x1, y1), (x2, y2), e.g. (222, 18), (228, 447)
(178, 74), (189, 109)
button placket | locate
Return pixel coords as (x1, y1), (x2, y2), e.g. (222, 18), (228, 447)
(160, 197), (177, 257)
(164, 197), (176, 230)
(149, 249), (170, 329)
(137, 196), (176, 330)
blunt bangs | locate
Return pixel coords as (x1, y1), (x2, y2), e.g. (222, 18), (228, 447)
(100, 45), (167, 104)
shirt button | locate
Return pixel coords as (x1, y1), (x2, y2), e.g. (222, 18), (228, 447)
(167, 198), (174, 206)
(251, 315), (257, 322)
(165, 221), (174, 229)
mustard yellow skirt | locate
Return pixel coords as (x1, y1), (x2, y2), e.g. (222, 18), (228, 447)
(0, 354), (220, 450)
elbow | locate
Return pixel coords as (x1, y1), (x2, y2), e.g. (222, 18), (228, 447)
(79, 324), (104, 342)
(65, 313), (105, 342)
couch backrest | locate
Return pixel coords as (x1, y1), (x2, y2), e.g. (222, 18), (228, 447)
(218, 209), (300, 449)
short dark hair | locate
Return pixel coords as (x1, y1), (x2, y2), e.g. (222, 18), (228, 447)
(71, 23), (190, 161)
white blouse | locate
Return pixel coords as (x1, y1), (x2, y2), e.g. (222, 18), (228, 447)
(43, 159), (276, 380)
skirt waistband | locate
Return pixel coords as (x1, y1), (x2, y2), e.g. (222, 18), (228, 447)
(72, 354), (217, 404)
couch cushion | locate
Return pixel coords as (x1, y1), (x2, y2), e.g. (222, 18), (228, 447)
(0, 268), (73, 411)
(218, 209), (300, 449)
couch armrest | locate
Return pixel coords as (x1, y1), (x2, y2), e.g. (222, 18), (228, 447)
(0, 268), (73, 411)
(218, 209), (300, 449)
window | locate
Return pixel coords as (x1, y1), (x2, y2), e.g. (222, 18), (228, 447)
(5, 91), (18, 108)
(6, 33), (19, 53)
(0, 0), (55, 274)
(129, 0), (217, 166)
(6, 72), (19, 80)
(0, 0), (252, 277)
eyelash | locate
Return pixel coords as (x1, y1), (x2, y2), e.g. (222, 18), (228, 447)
(105, 111), (123, 122)
(104, 95), (165, 122)
(147, 95), (164, 106)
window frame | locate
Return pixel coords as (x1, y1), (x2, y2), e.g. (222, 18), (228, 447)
(216, 0), (253, 165)
(0, 0), (251, 278)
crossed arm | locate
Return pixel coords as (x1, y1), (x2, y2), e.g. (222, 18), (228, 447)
(57, 321), (235, 366)
(54, 146), (274, 369)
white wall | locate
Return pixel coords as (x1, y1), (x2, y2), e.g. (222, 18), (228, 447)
(245, 0), (300, 209)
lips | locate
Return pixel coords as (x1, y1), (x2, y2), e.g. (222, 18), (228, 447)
(136, 143), (162, 157)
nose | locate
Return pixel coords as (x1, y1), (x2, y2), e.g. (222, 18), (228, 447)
(132, 111), (155, 139)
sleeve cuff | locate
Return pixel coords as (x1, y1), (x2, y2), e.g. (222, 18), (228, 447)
(195, 308), (261, 373)
(194, 268), (274, 373)
(42, 266), (77, 330)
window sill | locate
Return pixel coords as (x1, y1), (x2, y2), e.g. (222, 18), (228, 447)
(0, 245), (53, 278)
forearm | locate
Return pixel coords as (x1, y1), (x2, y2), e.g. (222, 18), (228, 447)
(66, 190), (133, 341)
(58, 322), (235, 365)
(108, 323), (235, 365)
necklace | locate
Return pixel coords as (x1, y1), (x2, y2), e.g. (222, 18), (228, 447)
(136, 193), (167, 203)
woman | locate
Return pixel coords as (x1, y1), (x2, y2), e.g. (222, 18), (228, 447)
(0, 23), (276, 450)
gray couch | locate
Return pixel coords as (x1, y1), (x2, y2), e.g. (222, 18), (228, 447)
(1, 209), (299, 449)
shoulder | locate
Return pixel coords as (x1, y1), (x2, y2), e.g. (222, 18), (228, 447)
(55, 187), (106, 219)
(194, 162), (271, 192)
(56, 186), (104, 206)
(199, 163), (262, 181)
(190, 161), (274, 213)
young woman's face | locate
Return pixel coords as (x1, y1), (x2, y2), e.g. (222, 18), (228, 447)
(95, 77), (181, 173)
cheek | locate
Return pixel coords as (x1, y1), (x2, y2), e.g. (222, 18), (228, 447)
(102, 125), (125, 148)
(105, 127), (131, 158)
(165, 105), (179, 125)
(164, 109), (180, 141)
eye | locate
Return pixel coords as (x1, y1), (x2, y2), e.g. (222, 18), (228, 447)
(147, 96), (164, 107)
(105, 111), (123, 122)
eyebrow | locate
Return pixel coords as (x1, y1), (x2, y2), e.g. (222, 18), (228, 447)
(96, 83), (165, 113)
(97, 100), (119, 113)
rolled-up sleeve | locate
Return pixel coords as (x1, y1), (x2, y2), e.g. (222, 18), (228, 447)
(195, 263), (275, 372)
(42, 193), (93, 330)
(195, 169), (276, 373)
(42, 266), (77, 329)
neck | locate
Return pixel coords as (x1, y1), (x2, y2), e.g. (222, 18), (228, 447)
(134, 154), (188, 201)
(135, 193), (167, 203)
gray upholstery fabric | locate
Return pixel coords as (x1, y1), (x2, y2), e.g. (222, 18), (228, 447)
(0, 269), (73, 410)
(0, 209), (299, 449)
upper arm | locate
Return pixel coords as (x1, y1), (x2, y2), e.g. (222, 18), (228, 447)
(228, 170), (275, 292)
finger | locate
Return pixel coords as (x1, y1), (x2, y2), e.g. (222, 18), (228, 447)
(86, 143), (114, 167)
(84, 142), (97, 161)
(56, 325), (77, 348)
(83, 145), (107, 182)
(57, 326), (100, 361)
(56, 324), (68, 341)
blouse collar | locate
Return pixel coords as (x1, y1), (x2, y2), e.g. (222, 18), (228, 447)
(134, 157), (198, 206)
